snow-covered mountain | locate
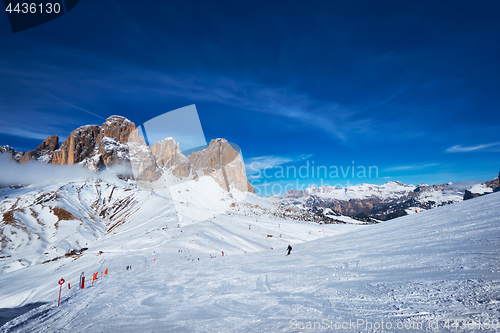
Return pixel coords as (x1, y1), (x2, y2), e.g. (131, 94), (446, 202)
(0, 176), (174, 274)
(276, 178), (500, 221)
(0, 116), (258, 276)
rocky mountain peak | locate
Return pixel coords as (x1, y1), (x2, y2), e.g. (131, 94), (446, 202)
(0, 145), (15, 155)
(92, 116), (137, 169)
(187, 138), (254, 193)
(150, 138), (190, 178)
(0, 145), (24, 162)
(0, 118), (255, 193)
(19, 135), (60, 163)
(98, 116), (136, 144)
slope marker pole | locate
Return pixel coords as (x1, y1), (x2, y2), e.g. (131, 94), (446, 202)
(57, 278), (65, 306)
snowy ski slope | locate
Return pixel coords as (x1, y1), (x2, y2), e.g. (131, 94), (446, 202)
(1, 188), (499, 331)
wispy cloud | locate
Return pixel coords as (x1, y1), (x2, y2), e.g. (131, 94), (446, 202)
(148, 74), (364, 142)
(384, 163), (439, 172)
(39, 90), (106, 121)
(445, 142), (500, 153)
(245, 154), (312, 179)
(0, 40), (469, 151)
(0, 126), (51, 141)
(0, 46), (383, 146)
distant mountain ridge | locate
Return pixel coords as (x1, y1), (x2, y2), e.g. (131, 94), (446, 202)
(275, 177), (500, 221)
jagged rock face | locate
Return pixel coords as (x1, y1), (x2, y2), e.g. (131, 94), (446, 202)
(0, 146), (14, 154)
(37, 135), (59, 152)
(188, 139), (238, 190)
(51, 116), (135, 169)
(150, 138), (191, 178)
(128, 129), (161, 182)
(19, 135), (59, 164)
(19, 151), (36, 164)
(94, 116), (136, 168)
(304, 196), (381, 217)
(246, 180), (255, 194)
(147, 138), (254, 193)
(52, 125), (100, 165)
(126, 133), (255, 193)
(188, 139), (255, 193)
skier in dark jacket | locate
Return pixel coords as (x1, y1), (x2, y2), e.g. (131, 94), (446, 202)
(287, 244), (292, 255)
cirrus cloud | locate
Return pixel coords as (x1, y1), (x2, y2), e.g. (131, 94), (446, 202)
(245, 154), (313, 179)
(445, 142), (500, 153)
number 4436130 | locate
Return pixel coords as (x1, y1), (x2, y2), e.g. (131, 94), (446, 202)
(5, 2), (61, 14)
(443, 318), (499, 330)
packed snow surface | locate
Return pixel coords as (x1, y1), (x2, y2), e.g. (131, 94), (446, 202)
(1, 186), (499, 332)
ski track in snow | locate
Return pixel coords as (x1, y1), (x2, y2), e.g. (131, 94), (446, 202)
(1, 188), (499, 332)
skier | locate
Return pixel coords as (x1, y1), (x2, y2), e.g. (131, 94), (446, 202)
(287, 244), (292, 256)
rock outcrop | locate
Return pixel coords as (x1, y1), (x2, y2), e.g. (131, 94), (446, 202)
(1, 138), (60, 164)
(463, 174), (499, 200)
(94, 116), (136, 168)
(147, 137), (255, 193)
(463, 190), (482, 200)
(128, 129), (161, 182)
(188, 139), (255, 193)
(52, 125), (100, 165)
(485, 172), (500, 191)
(19, 135), (59, 164)
(98, 116), (136, 144)
(150, 138), (191, 178)
(51, 116), (136, 170)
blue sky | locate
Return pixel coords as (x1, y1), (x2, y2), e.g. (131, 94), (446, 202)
(0, 0), (499, 194)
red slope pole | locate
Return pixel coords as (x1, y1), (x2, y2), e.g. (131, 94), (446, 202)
(57, 278), (65, 306)
(58, 284), (62, 306)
